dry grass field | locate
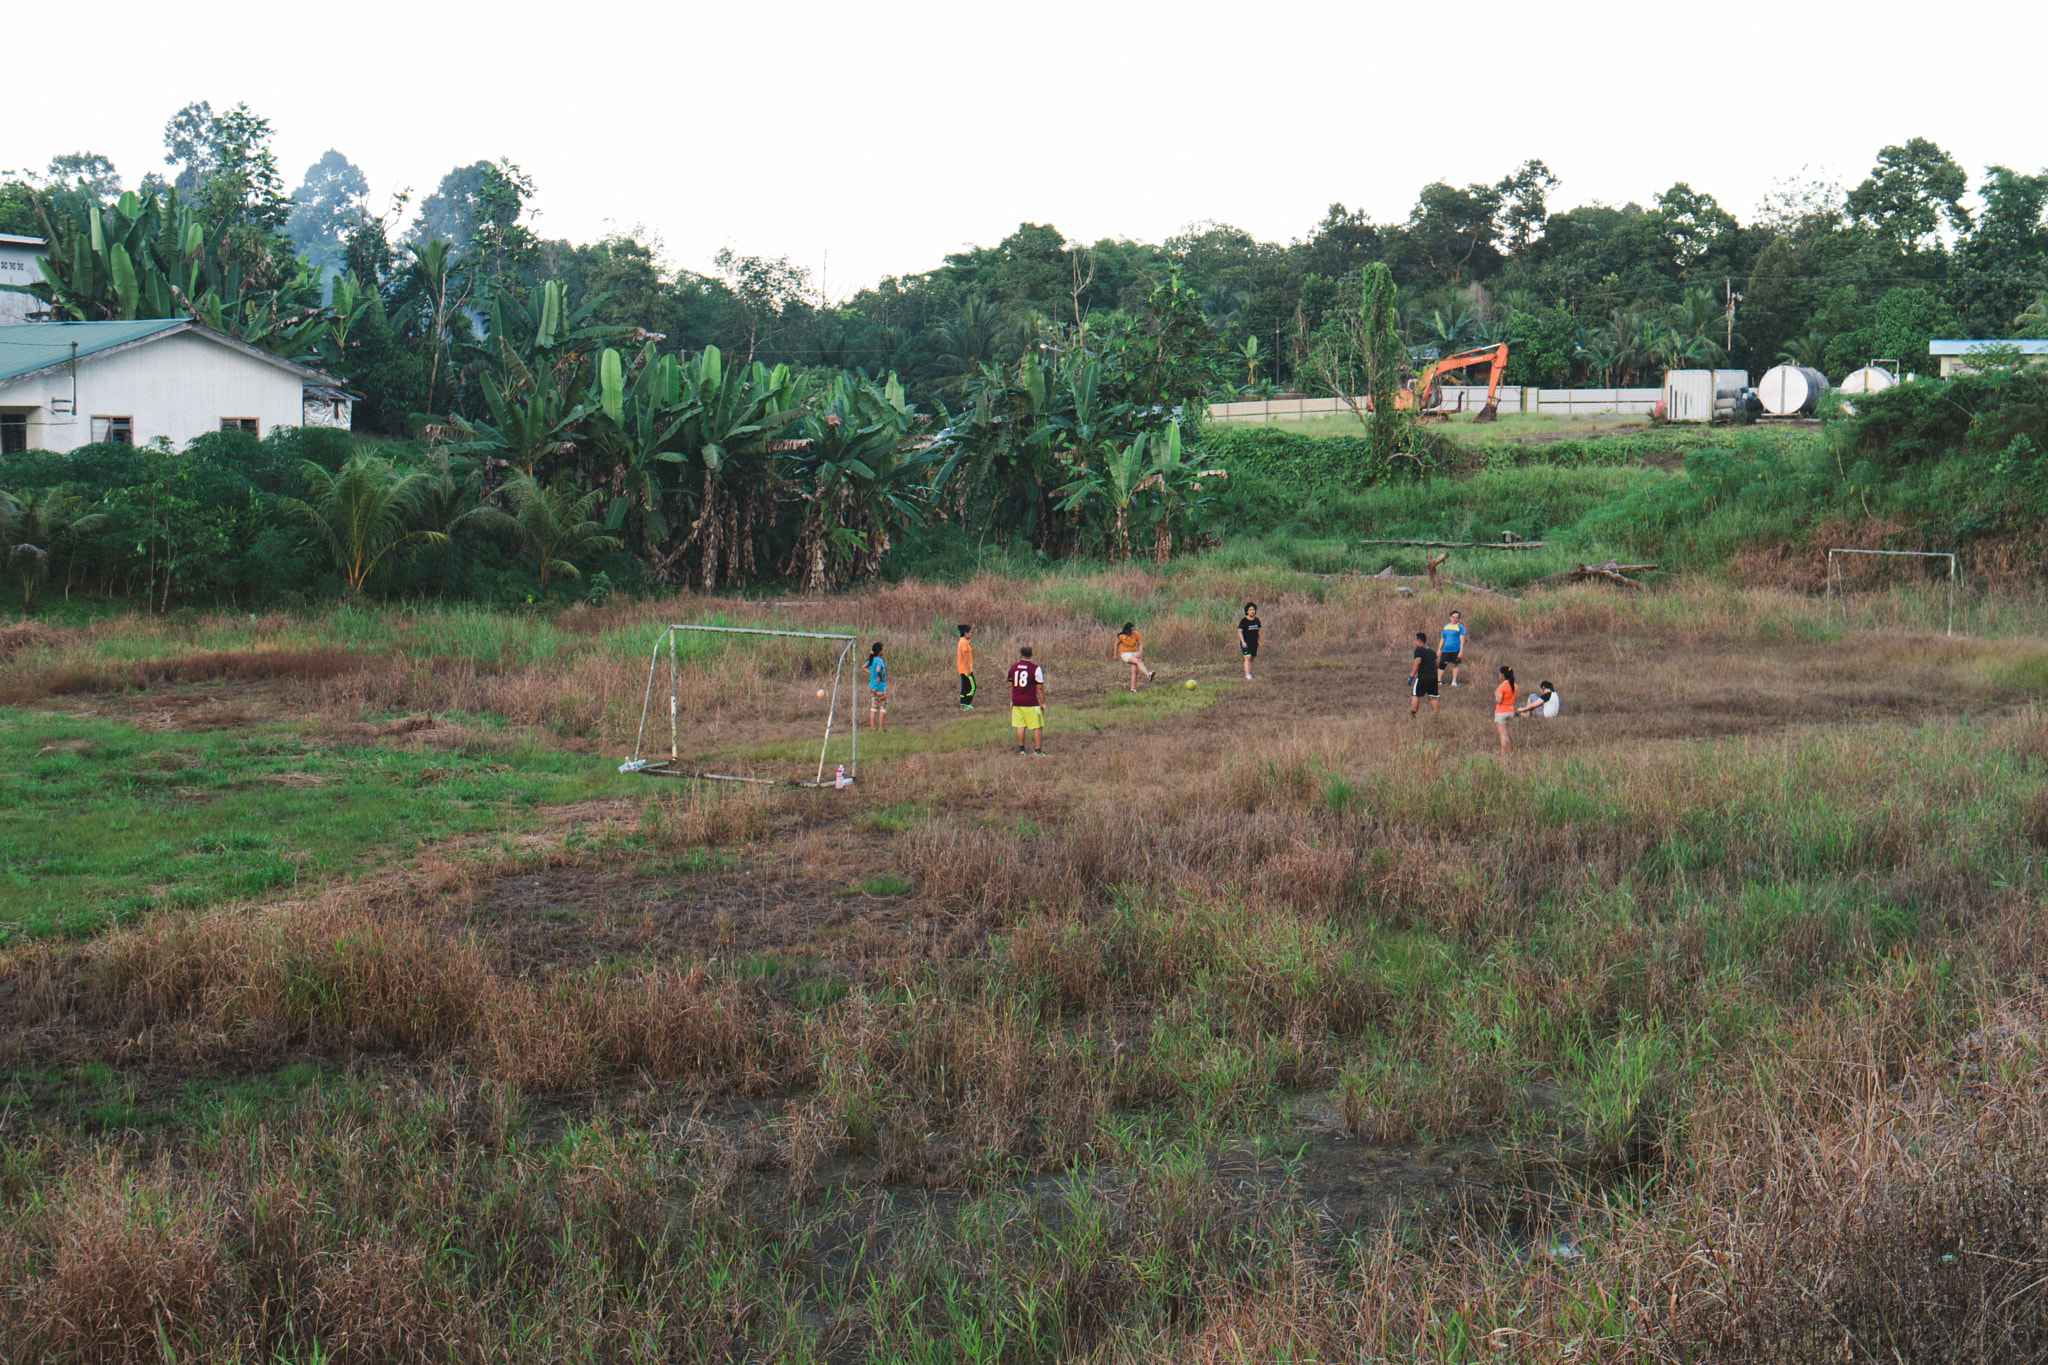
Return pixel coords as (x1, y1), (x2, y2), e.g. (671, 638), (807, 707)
(3, 567), (2047, 1361)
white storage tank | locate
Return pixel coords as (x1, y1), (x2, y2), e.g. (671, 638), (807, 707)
(1756, 364), (1827, 417)
(1838, 366), (1896, 395)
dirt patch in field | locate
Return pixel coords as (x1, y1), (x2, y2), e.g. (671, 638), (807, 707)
(460, 860), (937, 977)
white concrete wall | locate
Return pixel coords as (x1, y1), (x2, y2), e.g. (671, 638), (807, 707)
(0, 241), (47, 326)
(0, 330), (308, 451)
(1205, 387), (1663, 424)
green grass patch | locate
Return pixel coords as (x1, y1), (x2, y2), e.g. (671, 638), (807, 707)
(0, 711), (641, 940)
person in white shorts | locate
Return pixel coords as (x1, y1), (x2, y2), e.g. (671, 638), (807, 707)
(1517, 680), (1560, 718)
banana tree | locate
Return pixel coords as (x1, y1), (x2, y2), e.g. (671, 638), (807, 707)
(670, 345), (804, 589)
(785, 372), (939, 593)
(586, 343), (699, 569)
(1053, 429), (1154, 562)
(10, 188), (328, 360)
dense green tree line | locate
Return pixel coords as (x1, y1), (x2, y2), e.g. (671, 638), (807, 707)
(3, 106), (2047, 608)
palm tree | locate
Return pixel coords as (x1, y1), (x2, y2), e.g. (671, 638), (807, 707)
(2011, 291), (2048, 338)
(1410, 303), (1484, 360)
(1778, 331), (1831, 370)
(1594, 308), (1654, 385)
(280, 454), (448, 594)
(935, 295), (1007, 388)
(2, 487), (109, 613)
(416, 454), (514, 596)
(502, 474), (621, 590)
(1199, 285), (1244, 336)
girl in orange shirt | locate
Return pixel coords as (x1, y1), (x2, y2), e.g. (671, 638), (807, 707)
(1493, 665), (1517, 755)
(1115, 621), (1156, 691)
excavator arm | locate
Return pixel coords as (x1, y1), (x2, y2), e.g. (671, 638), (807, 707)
(1400, 343), (1508, 422)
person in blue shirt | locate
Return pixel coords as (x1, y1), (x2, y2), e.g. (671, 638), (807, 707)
(866, 641), (888, 731)
(1439, 611), (1467, 688)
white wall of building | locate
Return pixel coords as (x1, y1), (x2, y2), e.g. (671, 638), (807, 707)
(0, 330), (312, 451)
(0, 237), (48, 326)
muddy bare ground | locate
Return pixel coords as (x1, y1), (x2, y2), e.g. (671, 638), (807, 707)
(461, 861), (939, 976)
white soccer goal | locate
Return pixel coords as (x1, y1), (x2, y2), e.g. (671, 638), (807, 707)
(1824, 548), (1957, 636)
(623, 624), (858, 787)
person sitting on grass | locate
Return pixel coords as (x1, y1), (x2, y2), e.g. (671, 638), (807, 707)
(866, 641), (887, 731)
(1011, 645), (1047, 755)
(1517, 679), (1560, 718)
(956, 622), (975, 710)
(1115, 622), (1155, 691)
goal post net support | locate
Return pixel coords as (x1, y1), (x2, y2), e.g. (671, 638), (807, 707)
(1824, 549), (1956, 636)
(624, 624), (858, 787)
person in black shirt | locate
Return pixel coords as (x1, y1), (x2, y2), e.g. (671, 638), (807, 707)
(1237, 602), (1260, 680)
(1409, 633), (1440, 716)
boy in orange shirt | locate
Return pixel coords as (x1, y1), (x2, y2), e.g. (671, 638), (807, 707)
(956, 623), (975, 710)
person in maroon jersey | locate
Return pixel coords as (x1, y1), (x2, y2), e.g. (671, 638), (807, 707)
(1009, 645), (1048, 756)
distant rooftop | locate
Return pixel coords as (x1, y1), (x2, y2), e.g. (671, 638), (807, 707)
(0, 234), (46, 248)
(1929, 339), (2048, 355)
(0, 319), (186, 383)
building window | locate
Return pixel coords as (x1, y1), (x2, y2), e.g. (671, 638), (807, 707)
(221, 417), (259, 435)
(0, 413), (26, 455)
(90, 416), (133, 445)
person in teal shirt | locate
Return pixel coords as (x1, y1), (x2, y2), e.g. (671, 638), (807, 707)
(866, 642), (888, 731)
(1439, 611), (1467, 687)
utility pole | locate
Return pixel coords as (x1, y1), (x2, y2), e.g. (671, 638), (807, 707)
(1725, 277), (1740, 357)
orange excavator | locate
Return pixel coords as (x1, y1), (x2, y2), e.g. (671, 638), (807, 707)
(1385, 342), (1509, 422)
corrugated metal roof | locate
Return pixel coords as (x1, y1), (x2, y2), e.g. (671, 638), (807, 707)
(0, 233), (47, 247)
(1929, 339), (2048, 355)
(0, 319), (188, 382)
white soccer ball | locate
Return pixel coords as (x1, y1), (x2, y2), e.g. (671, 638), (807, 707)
(1184, 679), (1197, 690)
(815, 689), (826, 699)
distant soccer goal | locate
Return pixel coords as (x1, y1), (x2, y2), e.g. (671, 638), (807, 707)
(1824, 549), (1957, 636)
(623, 624), (859, 787)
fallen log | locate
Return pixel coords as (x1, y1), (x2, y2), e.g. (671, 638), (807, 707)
(1533, 559), (1660, 589)
(1354, 538), (1548, 549)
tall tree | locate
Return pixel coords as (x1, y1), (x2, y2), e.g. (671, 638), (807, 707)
(287, 150), (371, 275)
(1495, 159), (1557, 262)
(1845, 138), (1972, 258)
(409, 162), (493, 250)
(42, 152), (122, 205)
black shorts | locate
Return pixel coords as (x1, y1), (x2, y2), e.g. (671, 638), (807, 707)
(1439, 651), (1461, 668)
(1412, 676), (1439, 698)
(1240, 641), (1258, 657)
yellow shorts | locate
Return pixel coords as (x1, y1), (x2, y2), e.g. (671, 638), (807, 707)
(1011, 705), (1043, 729)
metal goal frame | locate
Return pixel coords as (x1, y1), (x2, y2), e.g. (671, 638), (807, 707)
(1824, 548), (1957, 636)
(627, 624), (858, 787)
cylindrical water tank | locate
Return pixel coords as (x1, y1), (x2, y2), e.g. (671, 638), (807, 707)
(1838, 366), (1896, 395)
(1756, 365), (1827, 417)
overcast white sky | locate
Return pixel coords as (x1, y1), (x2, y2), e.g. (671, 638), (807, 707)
(9, 0), (2043, 298)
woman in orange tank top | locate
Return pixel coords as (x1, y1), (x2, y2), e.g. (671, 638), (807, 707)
(1493, 665), (1517, 755)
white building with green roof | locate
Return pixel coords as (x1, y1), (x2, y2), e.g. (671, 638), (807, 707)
(0, 319), (349, 454)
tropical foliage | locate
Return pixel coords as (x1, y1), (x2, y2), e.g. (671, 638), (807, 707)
(6, 110), (2048, 611)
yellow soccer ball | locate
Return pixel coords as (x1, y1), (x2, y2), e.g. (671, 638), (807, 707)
(1184, 679), (1197, 690)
